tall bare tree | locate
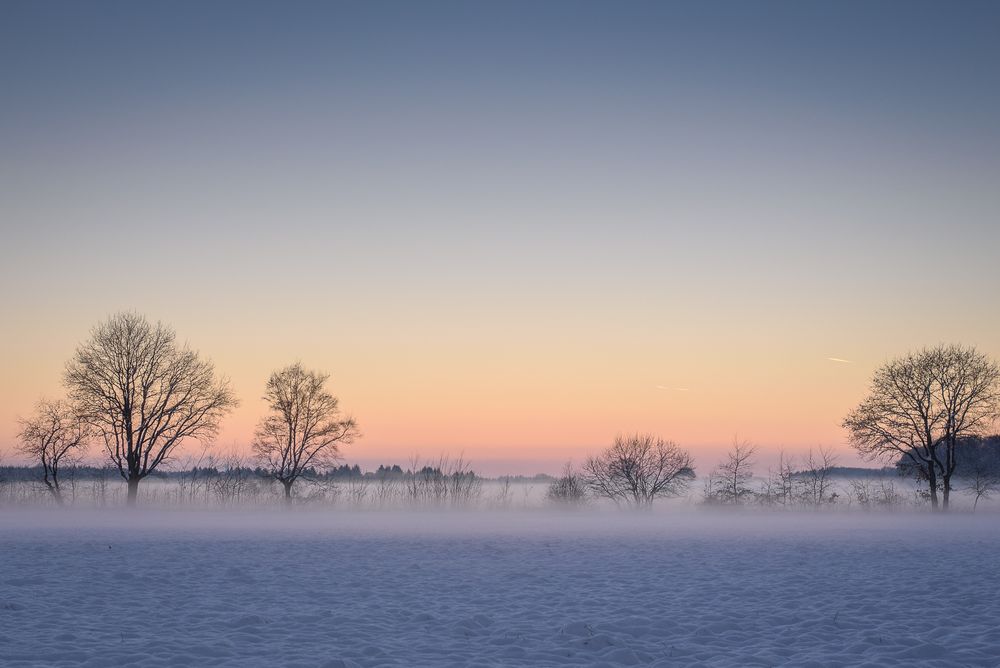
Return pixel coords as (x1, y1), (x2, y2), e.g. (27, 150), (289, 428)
(252, 363), (358, 503)
(583, 433), (694, 508)
(64, 312), (237, 506)
(843, 344), (1000, 510)
(16, 399), (90, 505)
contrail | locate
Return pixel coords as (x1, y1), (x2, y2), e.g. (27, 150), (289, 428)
(827, 357), (854, 364)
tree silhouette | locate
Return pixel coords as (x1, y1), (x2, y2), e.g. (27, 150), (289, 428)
(64, 312), (237, 505)
(252, 363), (358, 503)
(584, 433), (694, 508)
(16, 399), (90, 505)
(843, 344), (1000, 510)
(706, 439), (756, 505)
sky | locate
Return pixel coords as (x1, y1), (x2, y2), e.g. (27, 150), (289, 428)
(2, 1), (999, 475)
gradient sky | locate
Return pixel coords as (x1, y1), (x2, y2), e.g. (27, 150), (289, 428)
(2, 1), (999, 474)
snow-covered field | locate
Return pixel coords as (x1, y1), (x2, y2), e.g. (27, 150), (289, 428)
(2, 510), (998, 667)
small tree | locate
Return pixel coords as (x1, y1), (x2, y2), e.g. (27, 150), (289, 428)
(706, 439), (756, 505)
(16, 399), (90, 505)
(799, 445), (838, 507)
(252, 363), (359, 504)
(775, 451), (796, 506)
(64, 312), (237, 505)
(547, 462), (588, 506)
(843, 345), (1000, 510)
(212, 450), (254, 506)
(583, 433), (694, 508)
(757, 451), (796, 507)
(849, 476), (906, 509)
(965, 464), (999, 512)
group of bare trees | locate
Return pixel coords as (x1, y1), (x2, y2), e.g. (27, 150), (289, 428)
(276, 456), (495, 509)
(543, 434), (696, 508)
(752, 446), (840, 507)
(12, 314), (1000, 512)
(552, 435), (837, 510)
(843, 344), (1000, 510)
(573, 345), (996, 513)
(699, 441), (841, 508)
(691, 344), (1000, 512)
(15, 312), (357, 506)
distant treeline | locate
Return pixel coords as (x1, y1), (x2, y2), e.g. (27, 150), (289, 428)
(3, 435), (994, 488)
(0, 463), (554, 484)
(897, 435), (1000, 476)
(0, 461), (919, 483)
(818, 466), (897, 479)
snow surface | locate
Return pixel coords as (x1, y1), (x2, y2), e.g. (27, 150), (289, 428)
(1, 510), (998, 667)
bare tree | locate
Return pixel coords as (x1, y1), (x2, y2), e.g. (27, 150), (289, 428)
(799, 445), (839, 507)
(775, 451), (796, 506)
(373, 468), (400, 508)
(16, 399), (90, 505)
(399, 454), (482, 508)
(344, 475), (370, 508)
(547, 462), (588, 506)
(705, 438), (756, 505)
(445, 455), (483, 507)
(252, 363), (358, 504)
(493, 476), (514, 509)
(843, 345), (1000, 510)
(757, 451), (795, 507)
(64, 313), (237, 506)
(583, 434), (694, 508)
(965, 464), (999, 513)
(212, 450), (255, 506)
(849, 476), (906, 509)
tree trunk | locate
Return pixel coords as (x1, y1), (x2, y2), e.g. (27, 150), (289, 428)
(927, 467), (939, 510)
(282, 480), (294, 505)
(942, 474), (951, 510)
(126, 476), (140, 507)
(42, 472), (64, 507)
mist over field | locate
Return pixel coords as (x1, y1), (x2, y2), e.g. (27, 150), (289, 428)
(1, 470), (993, 512)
